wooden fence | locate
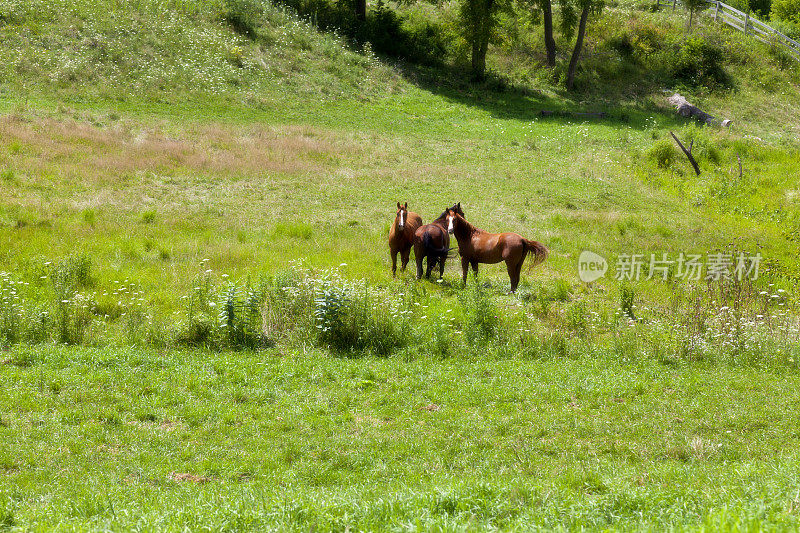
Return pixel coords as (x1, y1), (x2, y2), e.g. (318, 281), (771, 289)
(658, 0), (800, 60)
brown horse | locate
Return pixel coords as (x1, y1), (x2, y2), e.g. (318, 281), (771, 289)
(446, 209), (547, 292)
(389, 202), (422, 277)
(413, 203), (464, 280)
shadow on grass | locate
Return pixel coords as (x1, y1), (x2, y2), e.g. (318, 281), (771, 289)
(392, 61), (689, 131)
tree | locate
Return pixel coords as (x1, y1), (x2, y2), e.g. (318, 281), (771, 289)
(461, 0), (502, 79)
(683, 0), (706, 31)
(356, 0), (366, 21)
(564, 0), (602, 89)
(537, 0), (557, 66)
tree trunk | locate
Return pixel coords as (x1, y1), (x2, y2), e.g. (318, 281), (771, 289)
(472, 40), (487, 79)
(566, 3), (590, 90)
(469, 0), (494, 80)
(542, 0), (556, 67)
(356, 0), (366, 21)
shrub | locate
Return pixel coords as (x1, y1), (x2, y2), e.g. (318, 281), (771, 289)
(647, 140), (677, 169)
(365, 1), (449, 64)
(218, 280), (267, 349)
(263, 271), (315, 342)
(771, 0), (800, 23)
(51, 255), (93, 293)
(49, 255), (94, 345)
(56, 294), (93, 345)
(81, 209), (96, 226)
(274, 0), (448, 65)
(459, 282), (498, 344)
(566, 301), (589, 336)
(620, 285), (636, 320)
(606, 22), (665, 61)
(177, 272), (218, 347)
(219, 0), (263, 38)
(313, 273), (409, 355)
(671, 37), (730, 89)
(0, 272), (22, 345)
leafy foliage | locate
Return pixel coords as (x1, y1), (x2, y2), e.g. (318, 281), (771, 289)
(671, 37), (730, 88)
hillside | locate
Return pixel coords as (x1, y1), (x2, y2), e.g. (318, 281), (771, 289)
(2, 0), (799, 139)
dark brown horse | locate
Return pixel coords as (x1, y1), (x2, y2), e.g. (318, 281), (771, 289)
(446, 209), (547, 292)
(413, 203), (465, 280)
(389, 202), (422, 277)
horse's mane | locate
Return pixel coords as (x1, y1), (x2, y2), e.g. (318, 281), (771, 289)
(434, 204), (464, 222)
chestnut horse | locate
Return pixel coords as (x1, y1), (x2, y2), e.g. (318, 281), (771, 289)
(389, 202), (422, 276)
(413, 203), (464, 280)
(446, 209), (547, 292)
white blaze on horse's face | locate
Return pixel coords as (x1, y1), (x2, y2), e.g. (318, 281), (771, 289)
(398, 210), (406, 230)
(447, 214), (454, 234)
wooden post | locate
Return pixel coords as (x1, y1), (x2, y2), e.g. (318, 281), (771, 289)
(672, 0), (676, 12)
(745, 11), (749, 35)
(714, 1), (719, 22)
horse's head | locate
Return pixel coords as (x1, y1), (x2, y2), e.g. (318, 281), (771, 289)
(395, 202), (409, 230)
(446, 208), (461, 235)
(449, 202), (465, 218)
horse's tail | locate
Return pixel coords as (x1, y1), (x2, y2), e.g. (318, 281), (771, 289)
(523, 239), (548, 269)
(423, 230), (450, 259)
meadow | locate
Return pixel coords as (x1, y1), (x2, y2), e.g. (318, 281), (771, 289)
(1, 0), (800, 529)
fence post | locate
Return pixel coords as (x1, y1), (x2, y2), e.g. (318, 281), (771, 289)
(672, 0), (676, 12)
(714, 1), (719, 21)
(744, 11), (749, 34)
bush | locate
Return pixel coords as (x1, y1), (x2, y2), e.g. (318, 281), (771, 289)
(50, 255), (95, 345)
(218, 281), (267, 349)
(647, 140), (677, 169)
(671, 38), (730, 89)
(219, 0), (263, 38)
(771, 0), (800, 23)
(56, 294), (93, 345)
(274, 0), (448, 65)
(0, 272), (22, 345)
(177, 273), (217, 347)
(620, 285), (636, 320)
(459, 283), (498, 344)
(313, 273), (409, 355)
(606, 21), (666, 62)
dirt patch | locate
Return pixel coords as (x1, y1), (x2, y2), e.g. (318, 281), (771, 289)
(168, 472), (215, 484)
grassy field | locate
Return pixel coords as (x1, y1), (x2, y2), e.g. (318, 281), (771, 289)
(1, 0), (800, 529)
(4, 346), (800, 530)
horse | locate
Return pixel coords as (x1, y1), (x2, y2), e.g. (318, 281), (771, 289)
(413, 203), (465, 280)
(445, 209), (548, 292)
(388, 202), (423, 277)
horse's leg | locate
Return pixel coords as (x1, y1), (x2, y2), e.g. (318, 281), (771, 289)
(507, 259), (522, 293)
(413, 243), (424, 279)
(425, 255), (434, 279)
(438, 256), (445, 279)
(391, 249), (398, 277)
(470, 260), (479, 281)
(461, 257), (470, 284)
(400, 247), (411, 272)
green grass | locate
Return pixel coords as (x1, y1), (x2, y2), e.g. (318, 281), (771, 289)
(0, 0), (800, 528)
(3, 345), (800, 530)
